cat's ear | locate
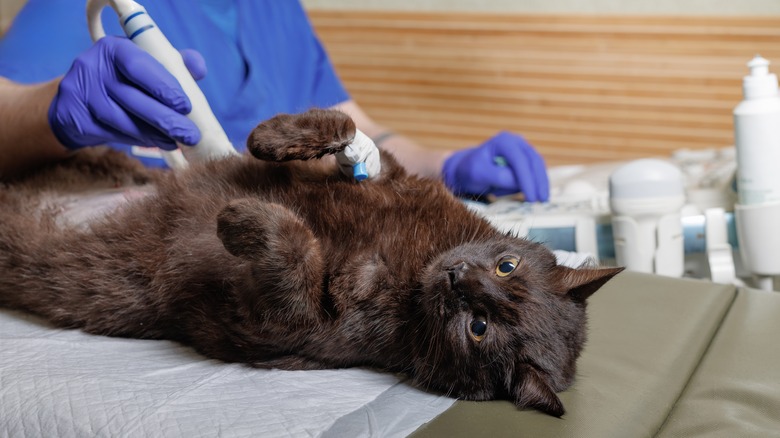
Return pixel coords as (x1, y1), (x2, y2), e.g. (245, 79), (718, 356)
(513, 365), (565, 417)
(556, 266), (624, 302)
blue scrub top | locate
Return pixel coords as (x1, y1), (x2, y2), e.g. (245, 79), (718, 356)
(0, 0), (350, 167)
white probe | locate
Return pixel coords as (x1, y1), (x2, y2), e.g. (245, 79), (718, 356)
(86, 0), (237, 169)
(85, 0), (377, 181)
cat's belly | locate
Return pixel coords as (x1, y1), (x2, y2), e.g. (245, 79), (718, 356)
(39, 185), (156, 228)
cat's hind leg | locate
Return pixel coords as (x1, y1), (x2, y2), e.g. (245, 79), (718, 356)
(217, 198), (325, 324)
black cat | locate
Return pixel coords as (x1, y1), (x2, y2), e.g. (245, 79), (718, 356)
(0, 109), (622, 417)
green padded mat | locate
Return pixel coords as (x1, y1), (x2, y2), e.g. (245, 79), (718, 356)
(412, 271), (738, 437)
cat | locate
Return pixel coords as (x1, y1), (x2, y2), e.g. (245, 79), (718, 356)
(0, 109), (622, 417)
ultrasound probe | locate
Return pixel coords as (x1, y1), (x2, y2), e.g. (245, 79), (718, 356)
(85, 0), (377, 180)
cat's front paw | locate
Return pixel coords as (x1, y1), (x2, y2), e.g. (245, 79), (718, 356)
(217, 198), (325, 320)
(217, 199), (319, 263)
(247, 109), (356, 162)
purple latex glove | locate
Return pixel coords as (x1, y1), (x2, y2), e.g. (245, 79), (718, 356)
(442, 131), (550, 202)
(179, 49), (207, 82)
(48, 36), (205, 151)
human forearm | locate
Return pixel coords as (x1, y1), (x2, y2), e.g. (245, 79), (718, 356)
(0, 77), (69, 179)
(368, 132), (449, 178)
(1, 36), (205, 180)
(331, 100), (549, 201)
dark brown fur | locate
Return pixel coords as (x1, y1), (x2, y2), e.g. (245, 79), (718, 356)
(0, 109), (622, 417)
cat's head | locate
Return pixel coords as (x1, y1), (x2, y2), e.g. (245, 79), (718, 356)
(413, 236), (622, 417)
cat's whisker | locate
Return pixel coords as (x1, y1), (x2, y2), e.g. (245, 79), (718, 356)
(440, 381), (457, 400)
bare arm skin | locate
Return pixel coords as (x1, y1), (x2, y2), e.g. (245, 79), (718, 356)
(0, 77), (70, 180)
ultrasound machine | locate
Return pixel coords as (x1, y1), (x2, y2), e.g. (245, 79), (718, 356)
(470, 147), (743, 286)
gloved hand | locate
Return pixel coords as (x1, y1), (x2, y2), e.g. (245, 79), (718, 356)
(48, 36), (204, 151)
(442, 131), (549, 202)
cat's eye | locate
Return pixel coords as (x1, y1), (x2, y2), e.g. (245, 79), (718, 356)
(469, 316), (488, 342)
(495, 256), (519, 277)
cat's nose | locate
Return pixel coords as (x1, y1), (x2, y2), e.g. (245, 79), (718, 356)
(446, 261), (468, 286)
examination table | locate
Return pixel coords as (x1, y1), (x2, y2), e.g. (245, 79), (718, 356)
(3, 271), (779, 437)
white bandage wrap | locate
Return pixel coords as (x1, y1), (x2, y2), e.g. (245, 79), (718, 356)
(336, 129), (382, 180)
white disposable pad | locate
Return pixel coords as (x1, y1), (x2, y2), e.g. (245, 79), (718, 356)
(0, 309), (454, 437)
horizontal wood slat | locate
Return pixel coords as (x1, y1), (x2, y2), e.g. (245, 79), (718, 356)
(309, 11), (780, 166)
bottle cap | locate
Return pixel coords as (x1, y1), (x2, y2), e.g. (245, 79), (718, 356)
(743, 55), (779, 99)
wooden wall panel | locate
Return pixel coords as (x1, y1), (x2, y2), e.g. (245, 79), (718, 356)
(309, 11), (780, 166)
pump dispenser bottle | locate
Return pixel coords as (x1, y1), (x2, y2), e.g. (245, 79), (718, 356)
(734, 56), (780, 205)
(733, 55), (780, 290)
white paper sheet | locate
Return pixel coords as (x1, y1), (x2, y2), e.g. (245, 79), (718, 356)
(0, 309), (454, 437)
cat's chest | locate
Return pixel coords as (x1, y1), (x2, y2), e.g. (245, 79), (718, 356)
(310, 200), (445, 274)
(255, 177), (490, 281)
(293, 184), (459, 243)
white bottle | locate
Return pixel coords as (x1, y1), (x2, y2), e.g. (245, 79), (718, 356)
(733, 55), (780, 289)
(734, 55), (780, 205)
